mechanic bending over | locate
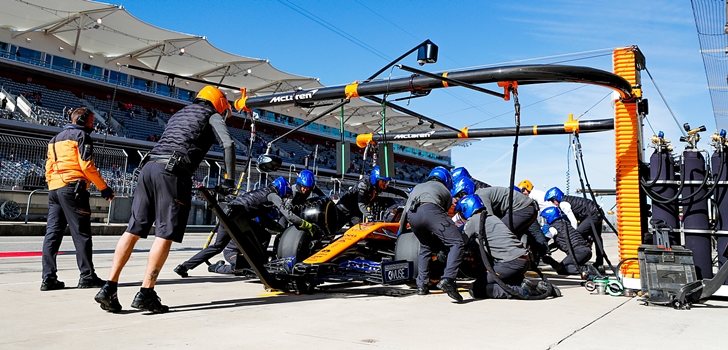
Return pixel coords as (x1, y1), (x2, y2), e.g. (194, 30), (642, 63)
(450, 166), (490, 190)
(456, 194), (547, 299)
(41, 107), (114, 291)
(400, 166), (464, 302)
(95, 85), (236, 314)
(174, 177), (312, 277)
(540, 206), (594, 275)
(474, 185), (538, 238)
(334, 165), (408, 228)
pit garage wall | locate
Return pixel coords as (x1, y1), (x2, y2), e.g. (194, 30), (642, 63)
(613, 47), (644, 278)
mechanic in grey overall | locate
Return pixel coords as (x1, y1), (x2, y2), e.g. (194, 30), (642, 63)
(399, 166), (464, 302)
(457, 194), (533, 299)
(475, 186), (538, 237)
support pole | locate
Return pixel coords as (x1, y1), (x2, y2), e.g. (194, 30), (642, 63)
(613, 46), (645, 278)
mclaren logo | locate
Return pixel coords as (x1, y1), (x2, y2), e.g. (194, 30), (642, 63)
(269, 89), (320, 104)
(393, 130), (436, 140)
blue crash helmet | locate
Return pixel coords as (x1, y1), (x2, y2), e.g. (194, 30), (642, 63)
(369, 165), (391, 186)
(271, 176), (292, 198)
(451, 177), (476, 198)
(540, 206), (564, 225)
(450, 167), (471, 184)
(456, 194), (485, 220)
(544, 186), (565, 203)
(296, 169), (315, 189)
(428, 166), (453, 190)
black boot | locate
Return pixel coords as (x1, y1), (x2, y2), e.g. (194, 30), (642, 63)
(436, 278), (463, 302)
(469, 278), (487, 299)
(40, 277), (65, 291)
(94, 284), (122, 313)
(208, 260), (226, 273)
(131, 290), (169, 314)
(173, 265), (189, 278)
(78, 275), (105, 288)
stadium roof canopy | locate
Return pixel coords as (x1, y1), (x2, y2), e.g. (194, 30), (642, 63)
(0, 0), (462, 152)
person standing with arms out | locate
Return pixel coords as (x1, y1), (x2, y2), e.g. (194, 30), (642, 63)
(42, 107), (114, 291)
(95, 86), (236, 313)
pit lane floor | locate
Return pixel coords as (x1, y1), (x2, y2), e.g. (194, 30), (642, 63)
(0, 232), (725, 349)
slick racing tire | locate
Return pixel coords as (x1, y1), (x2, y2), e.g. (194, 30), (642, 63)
(276, 226), (313, 262)
(394, 232), (421, 282)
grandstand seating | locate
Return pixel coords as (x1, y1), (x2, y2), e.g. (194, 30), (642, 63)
(0, 74), (437, 189)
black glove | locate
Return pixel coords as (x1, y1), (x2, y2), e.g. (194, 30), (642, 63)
(222, 178), (235, 190)
(100, 187), (115, 201)
(216, 179), (235, 195)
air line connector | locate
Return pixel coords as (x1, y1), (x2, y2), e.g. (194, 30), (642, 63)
(497, 81), (518, 101)
(345, 81), (360, 99)
(234, 87), (249, 112)
(356, 133), (374, 148)
(564, 113), (579, 133)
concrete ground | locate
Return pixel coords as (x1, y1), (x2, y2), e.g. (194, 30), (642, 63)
(0, 232), (726, 349)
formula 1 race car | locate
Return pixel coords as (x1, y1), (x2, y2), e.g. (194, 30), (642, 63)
(265, 194), (413, 293)
(199, 187), (413, 293)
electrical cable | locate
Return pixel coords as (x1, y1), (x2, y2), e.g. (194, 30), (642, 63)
(570, 133), (620, 278)
(644, 67), (687, 137)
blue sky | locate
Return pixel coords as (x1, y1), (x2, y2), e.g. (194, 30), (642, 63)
(118, 0), (714, 204)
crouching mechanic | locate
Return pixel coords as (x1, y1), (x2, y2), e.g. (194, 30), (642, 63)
(335, 165), (408, 228)
(95, 85), (236, 314)
(400, 166), (464, 302)
(174, 177), (312, 277)
(540, 206), (593, 275)
(456, 195), (536, 299)
(544, 187), (605, 268)
(42, 107), (114, 291)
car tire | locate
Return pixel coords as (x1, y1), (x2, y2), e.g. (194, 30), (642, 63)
(276, 226), (312, 262)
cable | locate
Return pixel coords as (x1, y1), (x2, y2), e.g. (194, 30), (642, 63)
(644, 67), (687, 137)
(547, 296), (633, 349)
(476, 210), (554, 300)
(454, 48), (614, 71)
(566, 136), (572, 194)
(277, 0), (391, 62)
(575, 92), (612, 120)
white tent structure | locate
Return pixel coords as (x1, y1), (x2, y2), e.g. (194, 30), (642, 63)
(0, 0), (458, 155)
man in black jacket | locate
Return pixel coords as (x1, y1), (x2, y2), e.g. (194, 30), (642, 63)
(95, 86), (236, 314)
